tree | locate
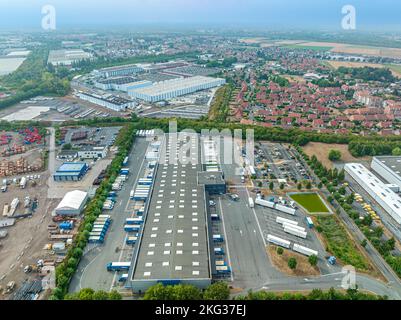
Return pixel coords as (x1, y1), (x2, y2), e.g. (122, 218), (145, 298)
(203, 282), (230, 300)
(108, 290), (123, 300)
(288, 258), (297, 270)
(361, 239), (368, 248)
(269, 181), (274, 191)
(280, 183), (285, 190)
(306, 181), (312, 189)
(277, 247), (284, 255)
(297, 183), (302, 191)
(308, 255), (318, 267)
(392, 147), (401, 156)
(328, 149), (342, 161)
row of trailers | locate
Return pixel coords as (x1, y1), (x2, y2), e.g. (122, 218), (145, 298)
(267, 216), (318, 257)
(88, 215), (112, 244)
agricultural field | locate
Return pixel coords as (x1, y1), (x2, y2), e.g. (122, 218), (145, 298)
(316, 215), (373, 272)
(289, 193), (330, 213)
(302, 142), (371, 169)
(283, 44), (333, 51)
(326, 60), (401, 78)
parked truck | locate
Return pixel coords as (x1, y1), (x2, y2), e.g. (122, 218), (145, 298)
(247, 197), (254, 209)
(212, 234), (224, 242)
(106, 262), (131, 272)
(19, 177), (27, 189)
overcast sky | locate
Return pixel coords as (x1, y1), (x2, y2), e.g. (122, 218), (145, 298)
(0, 0), (400, 31)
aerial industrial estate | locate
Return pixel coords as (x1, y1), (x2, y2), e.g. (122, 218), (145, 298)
(3, 0), (401, 307)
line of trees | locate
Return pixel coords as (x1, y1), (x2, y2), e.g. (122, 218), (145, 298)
(64, 288), (122, 300)
(236, 287), (386, 300)
(143, 282), (230, 300)
(0, 48), (70, 111)
(208, 84), (234, 122)
(50, 124), (136, 300)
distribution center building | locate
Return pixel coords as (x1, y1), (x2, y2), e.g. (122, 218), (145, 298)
(53, 162), (89, 182)
(129, 134), (212, 293)
(95, 64), (144, 78)
(128, 76), (226, 102)
(371, 156), (401, 191)
(345, 163), (401, 225)
(76, 91), (135, 112)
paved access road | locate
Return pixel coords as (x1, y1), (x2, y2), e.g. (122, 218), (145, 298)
(69, 137), (149, 293)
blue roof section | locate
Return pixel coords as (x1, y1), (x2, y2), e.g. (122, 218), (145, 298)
(56, 162), (88, 173)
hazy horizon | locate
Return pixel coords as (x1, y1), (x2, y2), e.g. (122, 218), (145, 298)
(0, 0), (400, 32)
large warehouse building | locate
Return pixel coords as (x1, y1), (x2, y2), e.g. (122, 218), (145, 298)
(128, 76), (226, 102)
(129, 134), (212, 293)
(345, 163), (401, 225)
(95, 64), (144, 78)
(76, 91), (135, 112)
(371, 156), (401, 191)
(55, 190), (88, 216)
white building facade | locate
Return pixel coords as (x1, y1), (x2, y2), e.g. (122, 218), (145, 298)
(128, 76), (226, 102)
(345, 163), (401, 225)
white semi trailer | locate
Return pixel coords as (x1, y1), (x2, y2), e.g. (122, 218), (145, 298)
(293, 243), (318, 257)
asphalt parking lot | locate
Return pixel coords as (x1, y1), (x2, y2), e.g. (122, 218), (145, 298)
(69, 137), (149, 292)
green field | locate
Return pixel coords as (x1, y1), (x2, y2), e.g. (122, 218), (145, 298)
(385, 64), (401, 75)
(316, 216), (370, 271)
(283, 45), (333, 51)
(290, 193), (330, 213)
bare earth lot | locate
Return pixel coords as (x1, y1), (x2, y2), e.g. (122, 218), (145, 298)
(302, 142), (371, 169)
(267, 246), (320, 277)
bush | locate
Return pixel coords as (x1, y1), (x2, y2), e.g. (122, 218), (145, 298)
(288, 258), (297, 269)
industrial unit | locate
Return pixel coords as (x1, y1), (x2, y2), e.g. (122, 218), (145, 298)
(129, 134), (212, 293)
(53, 162), (89, 182)
(48, 49), (92, 66)
(76, 91), (135, 112)
(371, 156), (401, 192)
(55, 190), (88, 216)
(95, 64), (144, 78)
(345, 163), (401, 225)
(77, 146), (108, 159)
(128, 76), (226, 102)
(95, 77), (152, 92)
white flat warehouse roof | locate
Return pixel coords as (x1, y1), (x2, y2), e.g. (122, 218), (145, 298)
(129, 76), (225, 96)
(345, 163), (401, 224)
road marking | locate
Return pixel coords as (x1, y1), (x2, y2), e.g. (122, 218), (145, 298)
(244, 188), (267, 247)
(79, 250), (103, 290)
(218, 197), (234, 282)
